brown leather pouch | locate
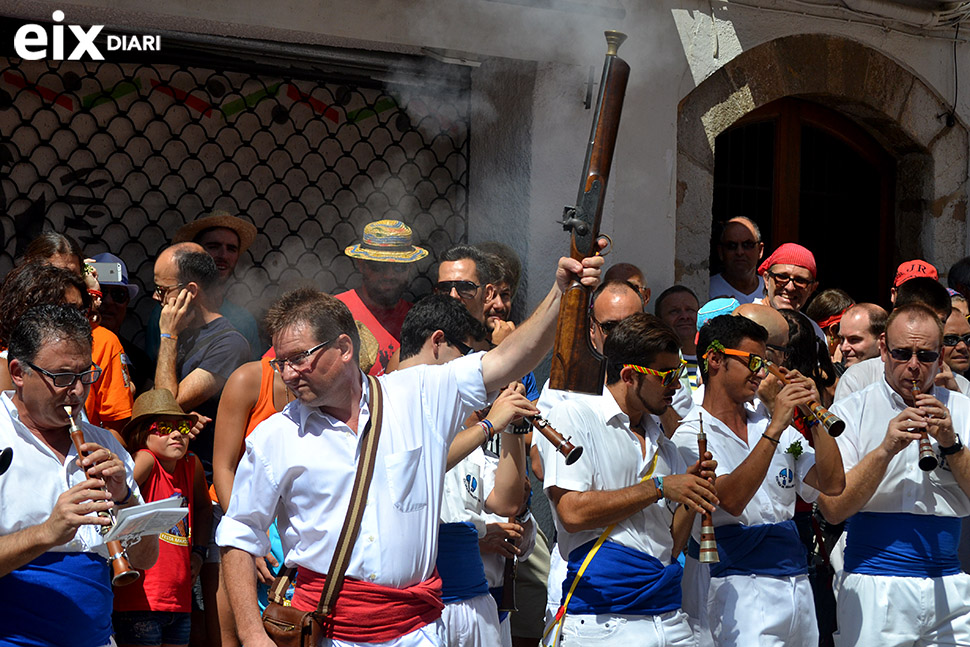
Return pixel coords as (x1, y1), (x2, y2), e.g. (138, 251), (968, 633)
(262, 600), (316, 647)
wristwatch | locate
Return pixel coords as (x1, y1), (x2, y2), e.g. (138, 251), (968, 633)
(940, 437), (964, 456)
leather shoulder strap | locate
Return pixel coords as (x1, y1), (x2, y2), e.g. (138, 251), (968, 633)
(316, 374), (384, 615)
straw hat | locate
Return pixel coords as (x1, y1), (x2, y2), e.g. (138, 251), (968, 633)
(174, 210), (257, 254)
(344, 220), (427, 263)
(122, 389), (198, 443)
(356, 320), (379, 374)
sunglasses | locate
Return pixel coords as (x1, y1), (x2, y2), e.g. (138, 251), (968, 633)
(766, 344), (793, 361)
(435, 280), (479, 300)
(943, 333), (970, 348)
(623, 360), (688, 387)
(766, 270), (814, 290)
(887, 345), (940, 363)
(720, 240), (758, 251)
(104, 286), (130, 304)
(444, 334), (475, 356)
(590, 314), (622, 336)
(718, 348), (769, 374)
(150, 420), (193, 436)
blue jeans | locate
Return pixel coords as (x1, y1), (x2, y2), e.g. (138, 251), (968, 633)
(113, 611), (191, 646)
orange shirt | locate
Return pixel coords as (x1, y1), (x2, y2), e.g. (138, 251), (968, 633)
(85, 325), (133, 427)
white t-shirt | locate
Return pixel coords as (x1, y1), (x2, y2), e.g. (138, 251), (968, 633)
(709, 273), (764, 305)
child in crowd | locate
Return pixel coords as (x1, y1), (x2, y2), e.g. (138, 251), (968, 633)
(113, 389), (212, 647)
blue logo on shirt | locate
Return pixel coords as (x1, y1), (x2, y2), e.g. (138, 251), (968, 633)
(775, 468), (794, 488)
(464, 474), (478, 495)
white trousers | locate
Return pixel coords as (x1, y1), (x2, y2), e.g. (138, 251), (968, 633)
(835, 572), (970, 647)
(708, 573), (817, 647)
(680, 556), (714, 647)
(556, 609), (696, 647)
(320, 619), (445, 647)
(440, 593), (502, 647)
(544, 542), (568, 629)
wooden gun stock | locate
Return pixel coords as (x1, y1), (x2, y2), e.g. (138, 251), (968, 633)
(549, 31), (630, 395)
(498, 516), (518, 613)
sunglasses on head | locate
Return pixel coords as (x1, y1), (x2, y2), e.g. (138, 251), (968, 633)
(435, 280), (479, 300)
(886, 345), (940, 363)
(943, 333), (970, 348)
(149, 420), (193, 436)
(623, 361), (688, 387)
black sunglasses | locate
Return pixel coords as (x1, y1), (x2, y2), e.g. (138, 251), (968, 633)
(766, 270), (814, 290)
(887, 345), (940, 363)
(444, 334), (475, 356)
(103, 286), (130, 304)
(944, 333), (970, 348)
(720, 240), (758, 251)
(590, 313), (622, 336)
(435, 280), (479, 300)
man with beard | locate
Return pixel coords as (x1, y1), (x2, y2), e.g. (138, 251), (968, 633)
(339, 220), (428, 376)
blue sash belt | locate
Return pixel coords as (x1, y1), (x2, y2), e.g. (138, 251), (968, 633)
(437, 522), (490, 604)
(0, 552), (112, 647)
(562, 540), (682, 616)
(844, 512), (961, 578)
(688, 519), (806, 578)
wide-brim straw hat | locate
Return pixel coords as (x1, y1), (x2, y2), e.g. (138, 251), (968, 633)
(344, 219), (427, 263)
(122, 389), (198, 441)
(356, 320), (379, 374)
(174, 211), (258, 254)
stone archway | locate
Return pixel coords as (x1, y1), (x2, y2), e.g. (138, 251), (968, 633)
(676, 33), (969, 299)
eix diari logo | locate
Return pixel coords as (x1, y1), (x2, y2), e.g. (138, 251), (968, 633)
(14, 10), (161, 61)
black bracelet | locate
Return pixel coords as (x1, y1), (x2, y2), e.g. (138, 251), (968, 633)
(762, 433), (780, 446)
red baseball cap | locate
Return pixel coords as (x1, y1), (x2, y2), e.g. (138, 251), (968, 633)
(893, 259), (937, 287)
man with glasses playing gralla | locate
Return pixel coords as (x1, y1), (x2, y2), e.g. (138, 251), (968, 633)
(673, 313), (844, 647)
(817, 303), (970, 647)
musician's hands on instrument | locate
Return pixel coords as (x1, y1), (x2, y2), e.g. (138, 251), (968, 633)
(882, 409), (927, 456)
(767, 381), (815, 434)
(479, 521), (523, 558)
(253, 551), (278, 586)
(486, 387), (538, 431)
(914, 393), (957, 446)
(554, 238), (607, 294)
(687, 450), (717, 484)
(78, 441), (129, 502)
(159, 287), (194, 338)
(41, 477), (114, 546)
(658, 474), (718, 515)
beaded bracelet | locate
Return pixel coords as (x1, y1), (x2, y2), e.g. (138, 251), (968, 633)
(652, 475), (665, 501)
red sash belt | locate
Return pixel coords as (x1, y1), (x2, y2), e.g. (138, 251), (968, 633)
(292, 567), (444, 642)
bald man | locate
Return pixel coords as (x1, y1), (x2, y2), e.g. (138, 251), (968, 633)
(709, 217), (765, 304)
(604, 262), (651, 307)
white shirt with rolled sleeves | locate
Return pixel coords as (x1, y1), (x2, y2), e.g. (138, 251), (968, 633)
(829, 378), (970, 647)
(543, 389), (685, 568)
(216, 352), (488, 589)
(0, 391), (142, 558)
(673, 407), (819, 647)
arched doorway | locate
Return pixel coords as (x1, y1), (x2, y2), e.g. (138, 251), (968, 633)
(711, 97), (896, 305)
(676, 34), (969, 304)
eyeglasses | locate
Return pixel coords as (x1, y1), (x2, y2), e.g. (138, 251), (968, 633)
(720, 240), (759, 251)
(153, 283), (184, 299)
(25, 361), (102, 388)
(943, 333), (970, 348)
(149, 420), (193, 436)
(590, 314), (622, 337)
(718, 348), (769, 374)
(623, 361), (688, 387)
(269, 337), (338, 372)
(444, 334), (475, 356)
(887, 345), (940, 363)
(766, 344), (793, 362)
(766, 270), (814, 290)
(104, 287), (130, 304)
(435, 280), (480, 300)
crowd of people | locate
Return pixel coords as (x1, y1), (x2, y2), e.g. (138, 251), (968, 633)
(2, 211), (970, 647)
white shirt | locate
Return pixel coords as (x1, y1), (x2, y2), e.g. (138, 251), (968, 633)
(543, 388), (686, 564)
(835, 356), (970, 401)
(440, 447), (488, 534)
(481, 452), (537, 587)
(709, 273), (764, 305)
(217, 352), (488, 589)
(673, 407), (818, 532)
(0, 392), (140, 559)
(831, 378), (970, 517)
